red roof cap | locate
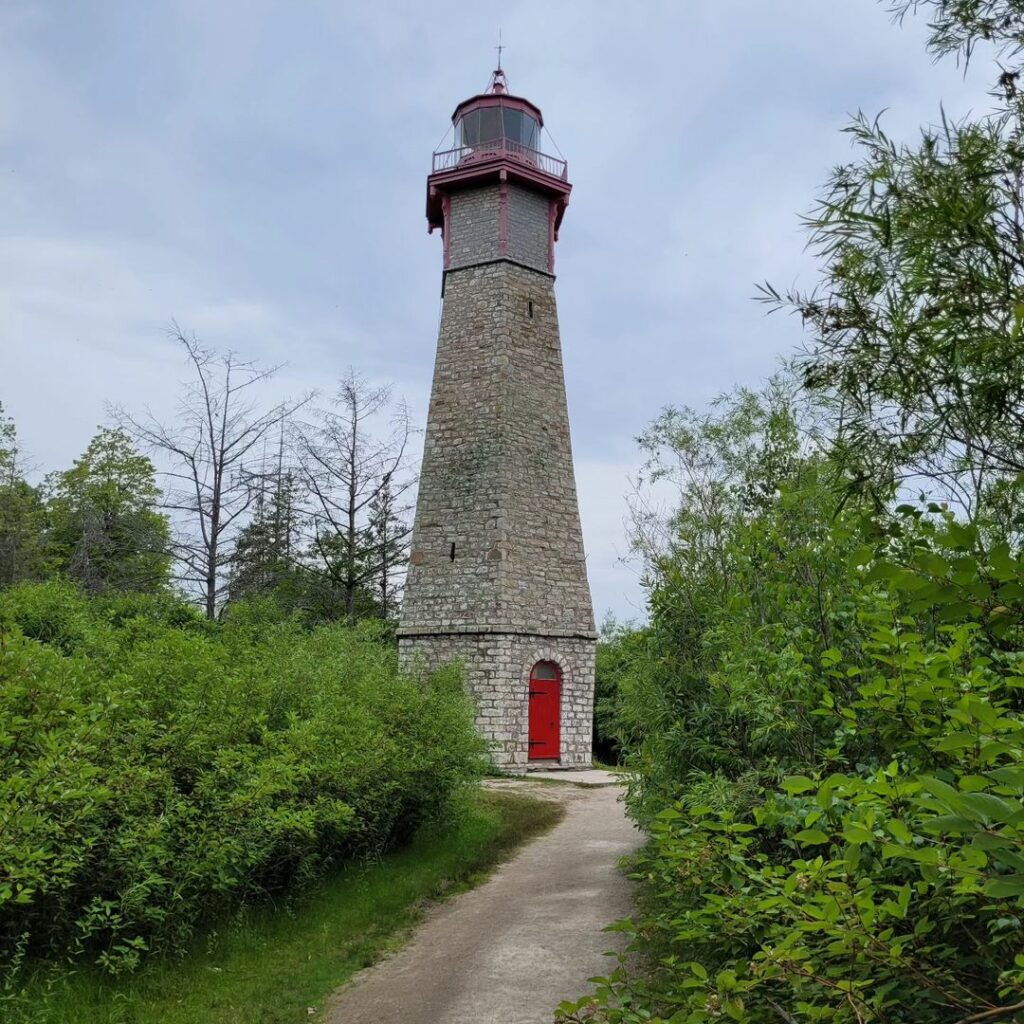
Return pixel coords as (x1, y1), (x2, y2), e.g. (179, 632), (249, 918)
(451, 68), (544, 127)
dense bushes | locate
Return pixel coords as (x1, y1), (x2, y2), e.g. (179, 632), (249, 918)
(613, 386), (867, 820)
(560, 5), (1024, 1019)
(593, 620), (644, 765)
(0, 583), (485, 978)
(561, 510), (1024, 1022)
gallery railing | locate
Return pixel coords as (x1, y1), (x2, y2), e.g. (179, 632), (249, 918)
(432, 138), (568, 180)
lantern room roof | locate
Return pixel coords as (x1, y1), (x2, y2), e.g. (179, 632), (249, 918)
(450, 68), (544, 126)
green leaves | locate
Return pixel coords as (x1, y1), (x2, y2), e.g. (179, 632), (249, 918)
(45, 427), (172, 598)
(580, 3), (1024, 1020)
(0, 582), (486, 977)
(794, 828), (831, 845)
(767, 24), (1024, 509)
(886, 819), (913, 844)
(841, 824), (876, 845)
(782, 776), (817, 795)
(587, 497), (1024, 1024)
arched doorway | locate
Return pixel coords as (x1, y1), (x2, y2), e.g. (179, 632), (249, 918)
(528, 661), (561, 760)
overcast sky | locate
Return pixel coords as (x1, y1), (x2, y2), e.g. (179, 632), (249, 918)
(1, 0), (992, 621)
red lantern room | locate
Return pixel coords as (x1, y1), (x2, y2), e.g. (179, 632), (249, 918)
(426, 68), (571, 271)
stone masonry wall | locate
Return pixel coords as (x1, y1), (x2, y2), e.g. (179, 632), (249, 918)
(399, 259), (595, 638)
(447, 181), (551, 274)
(506, 184), (551, 271)
(447, 184), (500, 269)
(399, 632), (596, 770)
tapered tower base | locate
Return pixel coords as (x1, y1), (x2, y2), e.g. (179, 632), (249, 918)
(400, 633), (595, 770)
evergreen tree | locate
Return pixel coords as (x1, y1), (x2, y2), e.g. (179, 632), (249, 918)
(227, 455), (306, 614)
(300, 527), (382, 623)
(363, 472), (409, 621)
(47, 428), (171, 595)
(0, 403), (48, 588)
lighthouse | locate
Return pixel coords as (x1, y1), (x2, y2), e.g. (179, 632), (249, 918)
(398, 67), (596, 771)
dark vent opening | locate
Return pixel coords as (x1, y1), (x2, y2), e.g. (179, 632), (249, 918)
(449, 542), (456, 562)
(528, 300), (534, 318)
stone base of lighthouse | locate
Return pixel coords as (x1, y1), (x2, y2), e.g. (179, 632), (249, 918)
(399, 632), (596, 771)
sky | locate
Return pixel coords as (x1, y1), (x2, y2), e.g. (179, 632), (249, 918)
(0, 0), (993, 622)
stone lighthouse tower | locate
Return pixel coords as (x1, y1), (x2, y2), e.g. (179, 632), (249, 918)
(398, 67), (597, 771)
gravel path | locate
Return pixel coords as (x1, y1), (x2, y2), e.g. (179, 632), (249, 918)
(324, 775), (641, 1024)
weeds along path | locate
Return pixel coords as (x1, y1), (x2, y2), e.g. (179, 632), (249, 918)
(324, 775), (640, 1024)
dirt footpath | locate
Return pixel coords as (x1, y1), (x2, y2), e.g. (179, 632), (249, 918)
(324, 776), (641, 1024)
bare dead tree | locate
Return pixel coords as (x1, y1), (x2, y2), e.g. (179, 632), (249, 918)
(293, 369), (413, 623)
(115, 324), (309, 619)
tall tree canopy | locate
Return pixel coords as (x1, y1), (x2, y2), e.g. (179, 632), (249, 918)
(761, 0), (1024, 519)
(47, 428), (171, 595)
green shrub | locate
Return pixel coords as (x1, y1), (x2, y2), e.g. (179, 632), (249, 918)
(560, 515), (1024, 1023)
(610, 386), (869, 823)
(0, 583), (486, 979)
(593, 619), (643, 765)
(0, 579), (98, 652)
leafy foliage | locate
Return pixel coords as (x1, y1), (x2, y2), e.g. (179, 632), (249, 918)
(618, 383), (868, 818)
(45, 428), (171, 595)
(593, 618), (644, 765)
(0, 583), (485, 982)
(761, 1), (1024, 513)
(562, 515), (1024, 1023)
(0, 405), (49, 589)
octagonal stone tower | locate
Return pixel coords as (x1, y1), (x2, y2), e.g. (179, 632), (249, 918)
(398, 68), (596, 771)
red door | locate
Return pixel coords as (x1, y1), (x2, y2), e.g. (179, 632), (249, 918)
(528, 662), (561, 760)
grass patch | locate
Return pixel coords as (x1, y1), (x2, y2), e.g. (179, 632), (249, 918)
(9, 788), (563, 1024)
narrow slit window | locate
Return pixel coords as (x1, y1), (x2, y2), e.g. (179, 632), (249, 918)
(450, 542), (456, 562)
(528, 300), (534, 318)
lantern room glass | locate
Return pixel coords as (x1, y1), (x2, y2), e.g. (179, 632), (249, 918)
(456, 105), (540, 152)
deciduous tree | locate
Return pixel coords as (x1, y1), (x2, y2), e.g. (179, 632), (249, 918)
(118, 326), (307, 619)
(761, 0), (1024, 516)
(47, 427), (171, 595)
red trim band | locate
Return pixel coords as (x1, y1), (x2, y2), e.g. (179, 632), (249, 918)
(498, 172), (509, 257)
(442, 194), (451, 270)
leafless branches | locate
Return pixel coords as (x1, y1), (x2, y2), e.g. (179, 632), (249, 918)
(115, 324), (310, 619)
(292, 368), (414, 623)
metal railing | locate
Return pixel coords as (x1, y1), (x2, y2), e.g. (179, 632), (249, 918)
(432, 137), (568, 180)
